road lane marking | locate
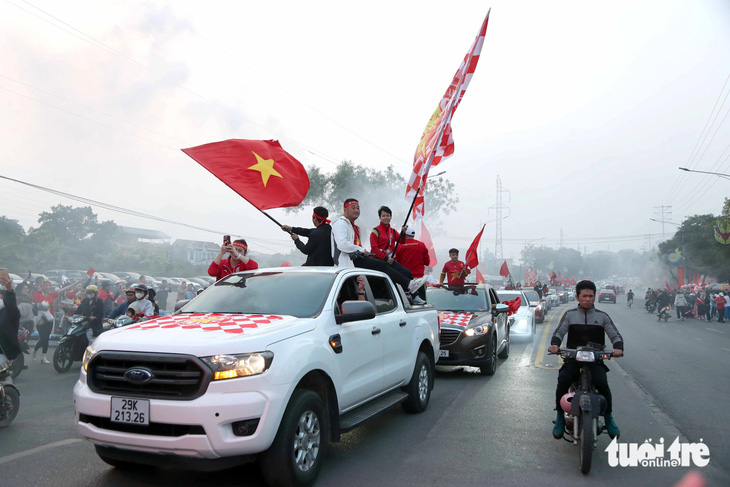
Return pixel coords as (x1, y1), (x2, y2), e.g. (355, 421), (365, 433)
(707, 328), (724, 334)
(723, 347), (730, 352)
(694, 337), (702, 341)
(0, 438), (83, 465)
(517, 337), (534, 367)
(534, 306), (568, 369)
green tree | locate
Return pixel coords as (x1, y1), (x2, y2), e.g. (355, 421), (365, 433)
(0, 216), (30, 272)
(291, 161), (459, 224)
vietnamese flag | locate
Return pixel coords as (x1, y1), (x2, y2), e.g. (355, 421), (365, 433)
(182, 139), (310, 210)
(464, 224), (485, 269)
(499, 260), (510, 278)
(476, 268), (486, 284)
(420, 221), (438, 268)
(86, 267), (95, 277)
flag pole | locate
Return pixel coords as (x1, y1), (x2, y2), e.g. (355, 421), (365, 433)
(258, 209), (293, 235)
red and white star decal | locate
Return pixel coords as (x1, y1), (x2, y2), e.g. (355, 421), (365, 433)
(438, 312), (474, 328)
(125, 313), (285, 334)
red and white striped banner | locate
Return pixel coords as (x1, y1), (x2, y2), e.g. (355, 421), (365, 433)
(438, 312), (474, 328)
(406, 10), (491, 220)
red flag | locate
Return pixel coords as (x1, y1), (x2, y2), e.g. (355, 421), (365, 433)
(406, 10), (491, 220)
(420, 221), (438, 268)
(464, 224), (485, 269)
(550, 272), (557, 284)
(476, 268), (486, 284)
(86, 267), (95, 277)
(182, 139), (309, 210)
(571, 274), (576, 285)
(665, 281), (671, 291)
(499, 260), (510, 278)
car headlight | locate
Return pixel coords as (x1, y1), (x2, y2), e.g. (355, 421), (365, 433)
(201, 352), (274, 380)
(464, 325), (488, 337)
(82, 345), (97, 372)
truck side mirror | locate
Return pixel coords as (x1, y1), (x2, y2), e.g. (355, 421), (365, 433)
(174, 299), (190, 313)
(336, 300), (376, 324)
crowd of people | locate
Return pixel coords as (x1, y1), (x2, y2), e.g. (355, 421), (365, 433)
(644, 287), (730, 322)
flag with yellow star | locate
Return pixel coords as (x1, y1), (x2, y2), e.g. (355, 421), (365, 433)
(182, 139), (309, 210)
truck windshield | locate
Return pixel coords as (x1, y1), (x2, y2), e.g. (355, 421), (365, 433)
(426, 287), (488, 312)
(179, 271), (335, 318)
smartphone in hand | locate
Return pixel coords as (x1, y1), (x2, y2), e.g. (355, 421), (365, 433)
(223, 235), (231, 246)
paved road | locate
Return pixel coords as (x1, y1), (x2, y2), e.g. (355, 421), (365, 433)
(1, 298), (728, 486)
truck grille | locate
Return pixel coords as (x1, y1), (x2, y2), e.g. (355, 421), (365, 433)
(439, 328), (461, 346)
(87, 351), (211, 400)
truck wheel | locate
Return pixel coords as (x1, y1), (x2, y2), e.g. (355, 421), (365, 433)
(479, 336), (497, 375)
(260, 389), (328, 487)
(402, 351), (433, 413)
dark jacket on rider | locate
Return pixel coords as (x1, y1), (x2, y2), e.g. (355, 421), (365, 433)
(0, 290), (21, 360)
(75, 296), (105, 337)
(551, 305), (624, 351)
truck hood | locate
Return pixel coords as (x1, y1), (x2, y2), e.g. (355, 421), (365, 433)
(92, 313), (313, 355)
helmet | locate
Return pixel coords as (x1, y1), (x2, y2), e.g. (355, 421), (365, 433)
(133, 284), (148, 293)
(560, 392), (575, 414)
(127, 302), (142, 315)
(85, 285), (98, 293)
(147, 288), (156, 299)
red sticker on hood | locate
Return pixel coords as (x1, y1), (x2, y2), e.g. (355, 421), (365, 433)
(438, 312), (474, 327)
(124, 313), (285, 334)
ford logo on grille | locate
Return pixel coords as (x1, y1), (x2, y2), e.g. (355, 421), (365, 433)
(124, 367), (153, 384)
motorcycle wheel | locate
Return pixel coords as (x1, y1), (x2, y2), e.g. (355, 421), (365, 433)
(0, 386), (20, 428)
(663, 314), (669, 322)
(10, 354), (25, 379)
(53, 344), (74, 373)
(579, 409), (593, 474)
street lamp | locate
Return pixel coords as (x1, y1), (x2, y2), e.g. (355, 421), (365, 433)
(649, 218), (680, 227)
(678, 167), (730, 181)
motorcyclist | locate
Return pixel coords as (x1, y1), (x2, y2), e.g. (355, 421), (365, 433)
(626, 289), (634, 307)
(657, 290), (671, 316)
(548, 280), (624, 440)
(131, 284), (155, 317)
(74, 285), (105, 338)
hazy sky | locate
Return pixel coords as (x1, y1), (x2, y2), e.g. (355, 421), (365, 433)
(2, 0), (729, 267)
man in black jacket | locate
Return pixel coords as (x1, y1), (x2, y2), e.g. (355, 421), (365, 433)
(75, 284), (105, 337)
(0, 274), (21, 362)
(281, 206), (334, 266)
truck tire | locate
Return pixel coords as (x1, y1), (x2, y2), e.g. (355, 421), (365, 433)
(402, 351), (433, 413)
(260, 389), (328, 487)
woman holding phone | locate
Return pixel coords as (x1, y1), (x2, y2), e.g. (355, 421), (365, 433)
(208, 237), (258, 281)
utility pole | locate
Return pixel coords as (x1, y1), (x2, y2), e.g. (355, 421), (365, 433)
(653, 205), (672, 239)
(489, 176), (510, 261)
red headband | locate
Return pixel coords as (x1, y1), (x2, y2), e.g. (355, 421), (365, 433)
(232, 241), (247, 250)
(313, 212), (331, 224)
(344, 200), (358, 209)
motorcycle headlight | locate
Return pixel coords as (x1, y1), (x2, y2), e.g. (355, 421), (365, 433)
(464, 325), (488, 337)
(69, 315), (85, 324)
(201, 352), (274, 380)
(82, 345), (97, 372)
(576, 351), (595, 362)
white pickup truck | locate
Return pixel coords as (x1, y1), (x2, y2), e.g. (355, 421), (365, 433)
(73, 267), (439, 487)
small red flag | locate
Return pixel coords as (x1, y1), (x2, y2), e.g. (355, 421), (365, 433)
(86, 267), (95, 277)
(420, 221), (438, 268)
(182, 139), (310, 210)
(464, 224), (485, 269)
(499, 260), (510, 278)
(476, 268), (486, 284)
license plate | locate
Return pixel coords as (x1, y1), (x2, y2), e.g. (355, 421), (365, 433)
(111, 397), (149, 426)
(439, 349), (449, 358)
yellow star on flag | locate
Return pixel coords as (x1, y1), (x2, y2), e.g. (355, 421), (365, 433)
(248, 151), (283, 187)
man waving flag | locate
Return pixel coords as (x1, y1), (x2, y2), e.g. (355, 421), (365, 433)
(405, 10), (491, 220)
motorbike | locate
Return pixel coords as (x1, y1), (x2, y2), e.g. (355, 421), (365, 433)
(10, 326), (30, 379)
(657, 305), (671, 322)
(53, 315), (90, 373)
(0, 353), (20, 428)
(552, 344), (615, 474)
(645, 301), (656, 313)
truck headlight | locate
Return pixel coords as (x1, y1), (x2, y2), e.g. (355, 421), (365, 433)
(464, 325), (487, 337)
(82, 345), (97, 372)
(201, 352), (274, 380)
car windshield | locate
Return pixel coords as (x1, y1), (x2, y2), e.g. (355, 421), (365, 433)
(179, 271), (335, 318)
(497, 291), (528, 306)
(426, 287), (488, 312)
(522, 290), (540, 303)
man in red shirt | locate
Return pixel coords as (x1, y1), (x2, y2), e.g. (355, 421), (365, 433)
(716, 292), (726, 323)
(395, 228), (430, 300)
(208, 238), (259, 281)
(369, 205), (412, 280)
(439, 248), (470, 286)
